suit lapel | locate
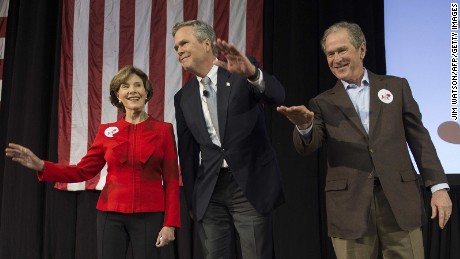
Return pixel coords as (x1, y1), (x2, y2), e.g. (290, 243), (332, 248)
(329, 80), (368, 138)
(216, 68), (232, 142)
(368, 71), (383, 138)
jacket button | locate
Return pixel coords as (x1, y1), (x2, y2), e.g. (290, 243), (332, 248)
(369, 148), (374, 153)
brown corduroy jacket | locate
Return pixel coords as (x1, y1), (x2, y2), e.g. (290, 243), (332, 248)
(293, 71), (447, 239)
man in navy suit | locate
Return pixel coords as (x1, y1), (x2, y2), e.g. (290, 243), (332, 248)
(173, 20), (285, 259)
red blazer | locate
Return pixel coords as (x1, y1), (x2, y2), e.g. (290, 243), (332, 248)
(38, 116), (180, 228)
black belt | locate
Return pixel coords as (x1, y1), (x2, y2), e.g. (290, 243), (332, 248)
(374, 178), (381, 186)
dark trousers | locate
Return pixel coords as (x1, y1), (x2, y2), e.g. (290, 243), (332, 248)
(198, 168), (273, 259)
(96, 211), (164, 259)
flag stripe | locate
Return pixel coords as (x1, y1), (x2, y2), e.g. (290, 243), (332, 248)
(0, 37), (4, 79)
(149, 0), (167, 122)
(0, 0), (9, 106)
(181, 0), (197, 86)
(166, 0), (185, 128)
(246, 0), (263, 67)
(68, 0), (90, 191)
(0, 17), (7, 38)
(197, 0), (214, 25)
(229, 0), (246, 54)
(55, 0), (75, 190)
(184, 0), (198, 21)
(85, 0), (111, 190)
(0, 0), (8, 17)
(57, 0), (75, 165)
(87, 0), (105, 147)
(57, 0), (263, 191)
(0, 58), (3, 79)
(119, 0), (135, 68)
(115, 0), (135, 121)
(214, 0), (229, 43)
(133, 0), (151, 83)
(84, 0), (104, 189)
(102, 0), (120, 125)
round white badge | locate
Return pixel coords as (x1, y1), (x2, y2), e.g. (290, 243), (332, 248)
(104, 127), (119, 138)
(377, 89), (393, 104)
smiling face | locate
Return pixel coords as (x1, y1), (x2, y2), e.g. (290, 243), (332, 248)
(173, 25), (214, 77)
(324, 28), (366, 85)
(116, 73), (147, 114)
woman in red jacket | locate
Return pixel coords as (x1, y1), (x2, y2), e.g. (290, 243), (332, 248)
(5, 66), (180, 259)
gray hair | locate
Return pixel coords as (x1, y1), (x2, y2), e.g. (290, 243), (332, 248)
(321, 21), (366, 53)
(172, 20), (218, 57)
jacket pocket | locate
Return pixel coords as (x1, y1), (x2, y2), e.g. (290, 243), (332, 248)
(325, 179), (348, 191)
(399, 169), (417, 182)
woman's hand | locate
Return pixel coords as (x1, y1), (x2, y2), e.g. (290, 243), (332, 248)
(155, 226), (175, 247)
(5, 143), (45, 171)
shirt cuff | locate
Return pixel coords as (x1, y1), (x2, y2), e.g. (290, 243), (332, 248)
(247, 68), (265, 93)
(297, 123), (313, 134)
(431, 183), (450, 193)
(296, 123), (313, 144)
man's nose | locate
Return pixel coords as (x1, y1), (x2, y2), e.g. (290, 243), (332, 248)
(333, 52), (342, 62)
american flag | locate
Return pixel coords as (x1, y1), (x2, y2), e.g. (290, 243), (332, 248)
(55, 0), (264, 191)
(0, 0), (9, 110)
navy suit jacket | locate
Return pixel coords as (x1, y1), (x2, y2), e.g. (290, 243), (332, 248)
(174, 66), (285, 221)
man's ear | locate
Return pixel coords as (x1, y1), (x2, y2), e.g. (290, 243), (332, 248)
(204, 38), (212, 52)
(360, 43), (367, 59)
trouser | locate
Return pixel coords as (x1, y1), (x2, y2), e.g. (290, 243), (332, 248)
(198, 168), (273, 259)
(96, 211), (164, 259)
(332, 180), (424, 259)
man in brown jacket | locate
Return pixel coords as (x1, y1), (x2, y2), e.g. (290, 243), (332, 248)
(277, 21), (452, 259)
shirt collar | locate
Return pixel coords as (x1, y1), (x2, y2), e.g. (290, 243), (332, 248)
(342, 68), (370, 89)
(196, 64), (219, 86)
